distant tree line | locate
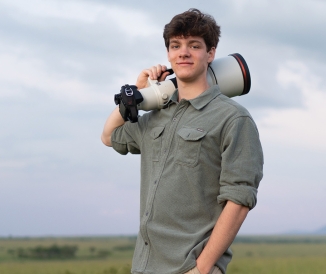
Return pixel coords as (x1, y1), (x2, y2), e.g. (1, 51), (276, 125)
(7, 244), (113, 260)
(14, 244), (78, 259)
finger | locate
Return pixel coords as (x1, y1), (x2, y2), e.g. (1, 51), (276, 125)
(158, 64), (167, 75)
(149, 66), (160, 80)
(158, 71), (170, 82)
(154, 65), (163, 79)
(136, 68), (153, 89)
(156, 65), (168, 79)
(145, 65), (168, 81)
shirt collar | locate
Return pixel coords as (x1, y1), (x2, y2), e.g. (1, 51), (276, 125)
(169, 85), (221, 110)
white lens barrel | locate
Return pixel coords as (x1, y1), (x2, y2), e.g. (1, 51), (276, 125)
(207, 55), (246, 97)
(138, 79), (176, 111)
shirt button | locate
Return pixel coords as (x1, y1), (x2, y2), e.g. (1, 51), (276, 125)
(154, 180), (157, 184)
(173, 117), (177, 122)
(146, 212), (149, 216)
(145, 242), (148, 245)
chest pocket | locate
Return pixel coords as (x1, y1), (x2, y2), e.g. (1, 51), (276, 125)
(151, 126), (165, 161)
(175, 127), (207, 167)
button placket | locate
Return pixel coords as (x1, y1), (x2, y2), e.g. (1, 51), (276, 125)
(139, 102), (189, 272)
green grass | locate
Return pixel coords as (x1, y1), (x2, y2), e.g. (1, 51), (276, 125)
(228, 257), (326, 274)
(1, 236), (326, 274)
(0, 237), (135, 274)
(228, 239), (326, 274)
(0, 260), (132, 274)
(0, 237), (136, 261)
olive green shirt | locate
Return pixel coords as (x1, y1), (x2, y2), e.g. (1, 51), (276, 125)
(111, 85), (264, 274)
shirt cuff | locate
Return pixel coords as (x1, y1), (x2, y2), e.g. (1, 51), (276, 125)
(111, 128), (141, 155)
(111, 139), (129, 155)
(217, 185), (257, 210)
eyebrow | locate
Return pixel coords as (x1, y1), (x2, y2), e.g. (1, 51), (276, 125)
(169, 39), (204, 44)
(188, 39), (204, 44)
(169, 39), (180, 44)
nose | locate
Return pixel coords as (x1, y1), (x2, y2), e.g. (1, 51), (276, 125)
(179, 45), (190, 58)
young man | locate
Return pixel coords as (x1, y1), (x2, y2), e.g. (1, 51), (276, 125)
(101, 9), (263, 274)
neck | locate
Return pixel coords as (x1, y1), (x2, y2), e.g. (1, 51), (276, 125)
(177, 77), (210, 101)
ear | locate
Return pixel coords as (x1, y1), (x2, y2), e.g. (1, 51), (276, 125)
(207, 47), (216, 63)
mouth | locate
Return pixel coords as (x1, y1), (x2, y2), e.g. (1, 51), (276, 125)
(177, 62), (193, 66)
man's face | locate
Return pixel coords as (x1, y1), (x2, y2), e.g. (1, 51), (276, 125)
(167, 36), (215, 84)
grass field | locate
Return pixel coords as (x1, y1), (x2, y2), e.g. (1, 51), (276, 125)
(1, 236), (326, 274)
(228, 236), (326, 274)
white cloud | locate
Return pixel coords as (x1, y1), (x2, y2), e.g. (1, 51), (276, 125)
(257, 60), (326, 150)
(1, 0), (160, 37)
(0, 53), (111, 104)
(0, 0), (163, 105)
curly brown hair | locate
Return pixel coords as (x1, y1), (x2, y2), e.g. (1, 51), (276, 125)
(163, 8), (221, 52)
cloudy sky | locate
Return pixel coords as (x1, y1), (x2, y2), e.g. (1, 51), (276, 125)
(1, 0), (325, 236)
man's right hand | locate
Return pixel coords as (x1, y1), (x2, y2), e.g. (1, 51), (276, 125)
(101, 64), (171, 147)
(135, 64), (170, 89)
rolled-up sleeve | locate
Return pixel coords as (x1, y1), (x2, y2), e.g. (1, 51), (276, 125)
(111, 115), (148, 155)
(217, 116), (264, 210)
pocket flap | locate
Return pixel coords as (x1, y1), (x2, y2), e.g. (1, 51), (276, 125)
(177, 127), (207, 141)
(151, 126), (165, 140)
